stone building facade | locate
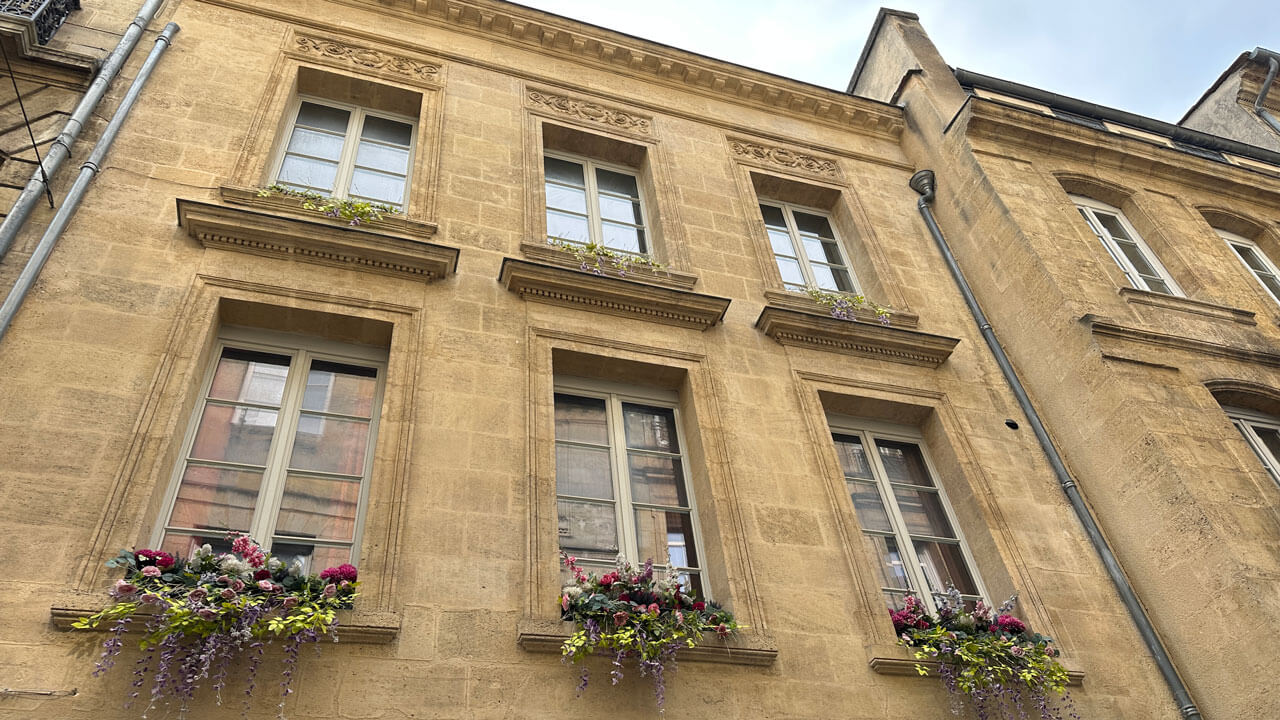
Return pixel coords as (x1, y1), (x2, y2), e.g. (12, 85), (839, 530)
(0, 1), (1271, 719)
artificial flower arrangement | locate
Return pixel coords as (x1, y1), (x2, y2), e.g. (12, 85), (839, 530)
(256, 184), (397, 226)
(559, 554), (738, 710)
(546, 237), (668, 279)
(73, 534), (358, 718)
(804, 286), (892, 325)
(891, 589), (1076, 720)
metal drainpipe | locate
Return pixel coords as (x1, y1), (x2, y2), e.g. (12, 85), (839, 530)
(0, 0), (166, 261)
(909, 170), (1203, 720)
(0, 22), (179, 343)
(1249, 48), (1280, 137)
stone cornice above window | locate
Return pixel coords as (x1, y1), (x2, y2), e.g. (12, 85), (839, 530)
(499, 258), (730, 330)
(755, 304), (958, 367)
(865, 644), (1084, 686)
(516, 618), (777, 666)
(177, 190), (457, 282)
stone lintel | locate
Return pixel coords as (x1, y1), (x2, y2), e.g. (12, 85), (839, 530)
(499, 257), (730, 330)
(516, 618), (777, 666)
(755, 305), (958, 367)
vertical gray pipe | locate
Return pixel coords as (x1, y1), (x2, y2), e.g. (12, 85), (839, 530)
(909, 170), (1203, 720)
(0, 23), (179, 342)
(1248, 48), (1280, 137)
(0, 0), (166, 261)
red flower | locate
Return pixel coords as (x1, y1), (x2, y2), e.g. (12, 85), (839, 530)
(693, 601), (706, 611)
(618, 593), (630, 602)
(253, 569), (272, 581)
(599, 572), (619, 587)
(320, 564), (359, 583)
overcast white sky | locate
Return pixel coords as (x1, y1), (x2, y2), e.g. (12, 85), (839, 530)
(513, 0), (1280, 123)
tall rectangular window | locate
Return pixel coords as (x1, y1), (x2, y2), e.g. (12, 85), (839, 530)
(1220, 229), (1280, 306)
(1072, 195), (1181, 295)
(554, 380), (703, 594)
(831, 423), (985, 612)
(274, 98), (415, 210)
(156, 329), (386, 572)
(759, 201), (859, 293)
(544, 152), (648, 255)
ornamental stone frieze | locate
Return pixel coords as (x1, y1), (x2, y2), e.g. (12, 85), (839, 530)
(287, 31), (443, 86)
(526, 88), (651, 135)
(729, 139), (840, 178)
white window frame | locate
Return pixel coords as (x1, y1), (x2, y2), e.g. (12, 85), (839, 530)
(270, 95), (418, 209)
(1071, 195), (1182, 296)
(153, 326), (387, 569)
(1226, 405), (1280, 487)
(759, 199), (862, 294)
(1219, 228), (1280, 307)
(543, 150), (651, 256)
(827, 417), (988, 614)
(553, 376), (707, 594)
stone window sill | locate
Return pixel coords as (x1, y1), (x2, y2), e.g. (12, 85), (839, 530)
(499, 257), (731, 330)
(762, 289), (919, 329)
(520, 240), (700, 292)
(516, 618), (778, 666)
(1118, 287), (1256, 325)
(866, 643), (1084, 686)
(755, 302), (959, 367)
(220, 185), (439, 239)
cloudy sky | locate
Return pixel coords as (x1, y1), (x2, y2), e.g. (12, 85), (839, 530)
(514, 0), (1280, 123)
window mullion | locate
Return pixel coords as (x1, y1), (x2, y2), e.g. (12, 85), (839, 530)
(783, 205), (818, 288)
(608, 395), (637, 562)
(583, 159), (605, 246)
(331, 109), (363, 199)
(253, 349), (310, 549)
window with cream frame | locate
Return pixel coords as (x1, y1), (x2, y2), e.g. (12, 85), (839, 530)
(760, 200), (861, 294)
(154, 327), (387, 573)
(553, 377), (706, 596)
(828, 418), (988, 613)
(1071, 195), (1181, 295)
(543, 151), (650, 256)
(1219, 228), (1280, 307)
(1226, 405), (1280, 487)
(271, 95), (417, 211)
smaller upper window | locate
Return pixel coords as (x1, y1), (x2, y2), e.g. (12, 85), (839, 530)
(1226, 406), (1280, 487)
(760, 201), (859, 294)
(544, 152), (648, 255)
(1072, 196), (1181, 296)
(1219, 229), (1280, 306)
(274, 98), (415, 210)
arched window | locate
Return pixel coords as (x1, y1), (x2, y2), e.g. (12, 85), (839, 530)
(1225, 406), (1280, 486)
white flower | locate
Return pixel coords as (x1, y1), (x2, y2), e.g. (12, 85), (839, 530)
(267, 557), (284, 572)
(287, 559), (304, 578)
(562, 586), (583, 599)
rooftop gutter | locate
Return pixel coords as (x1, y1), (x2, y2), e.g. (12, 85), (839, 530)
(1248, 47), (1280, 137)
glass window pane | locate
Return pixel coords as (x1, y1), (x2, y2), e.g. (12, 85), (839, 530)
(278, 155), (339, 193)
(160, 532), (233, 565)
(876, 440), (934, 487)
(547, 210), (590, 243)
(833, 435), (874, 479)
(635, 509), (698, 569)
(302, 360), (377, 418)
(360, 115), (412, 146)
(545, 183), (588, 215)
(847, 480), (892, 533)
(209, 349), (291, 406)
(167, 465), (261, 533)
(759, 203), (787, 229)
(794, 211), (835, 239)
(595, 168), (639, 197)
(557, 499), (619, 559)
(190, 404), (279, 465)
(913, 540), (980, 596)
(554, 394), (609, 445)
(1252, 425), (1280, 467)
(599, 194), (643, 225)
(622, 404), (679, 453)
(296, 101), (351, 133)
(768, 229), (795, 256)
(1142, 276), (1173, 294)
(1233, 244), (1269, 273)
(1114, 239), (1161, 279)
(275, 473), (361, 542)
(289, 415), (370, 475)
(810, 263), (854, 293)
(544, 156), (585, 186)
(355, 141), (410, 175)
(862, 533), (911, 590)
(1258, 273), (1280, 300)
(555, 444), (614, 499)
(601, 222), (645, 254)
(775, 256), (805, 286)
(627, 453), (688, 507)
(286, 127), (345, 161)
(350, 168), (406, 206)
(892, 486), (957, 538)
(1094, 211), (1132, 241)
(270, 541), (351, 576)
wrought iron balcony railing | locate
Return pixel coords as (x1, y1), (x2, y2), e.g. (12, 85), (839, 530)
(0, 0), (79, 44)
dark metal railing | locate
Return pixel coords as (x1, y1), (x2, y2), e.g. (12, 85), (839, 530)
(0, 0), (80, 44)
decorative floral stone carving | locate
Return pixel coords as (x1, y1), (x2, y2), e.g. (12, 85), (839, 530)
(730, 139), (839, 177)
(527, 90), (651, 134)
(293, 34), (440, 83)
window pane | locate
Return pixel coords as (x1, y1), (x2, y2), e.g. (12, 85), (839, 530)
(601, 221), (645, 254)
(759, 203), (787, 229)
(302, 361), (377, 418)
(833, 435), (874, 479)
(810, 263), (854, 293)
(1142, 276), (1173, 294)
(1252, 425), (1280, 467)
(555, 444), (614, 499)
(794, 211), (836, 238)
(595, 168), (639, 197)
(289, 415), (370, 475)
(1259, 273), (1280, 300)
(627, 453), (688, 507)
(190, 404), (278, 466)
(209, 349), (291, 406)
(599, 194), (643, 225)
(296, 101), (350, 132)
(547, 210), (590, 243)
(360, 115), (412, 146)
(355, 141), (410, 175)
(775, 256), (805, 286)
(545, 183), (588, 215)
(847, 480), (892, 533)
(270, 541), (351, 576)
(876, 440), (934, 487)
(913, 540), (980, 596)
(622, 404), (679, 453)
(892, 486), (957, 539)
(1114, 239), (1161, 279)
(350, 168), (406, 206)
(557, 499), (619, 559)
(1094, 211), (1132, 241)
(278, 155), (339, 193)
(160, 532), (233, 565)
(554, 394), (609, 445)
(806, 237), (845, 264)
(286, 127), (345, 161)
(1232, 244), (1269, 273)
(275, 473), (361, 542)
(544, 156), (585, 185)
(167, 465), (261, 533)
(768, 228), (795, 256)
(635, 509), (698, 568)
(862, 533), (911, 590)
